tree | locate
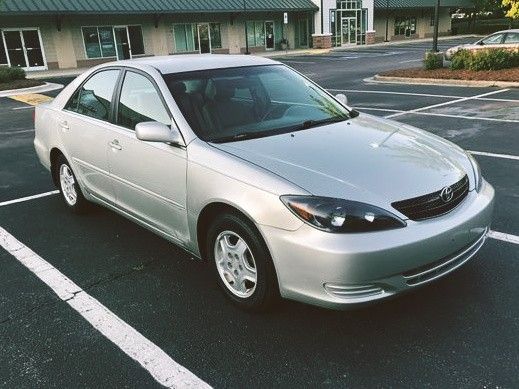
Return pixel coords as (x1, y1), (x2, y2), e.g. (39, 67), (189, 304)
(502, 0), (519, 18)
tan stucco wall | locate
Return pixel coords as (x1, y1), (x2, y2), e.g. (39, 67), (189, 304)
(373, 8), (451, 42)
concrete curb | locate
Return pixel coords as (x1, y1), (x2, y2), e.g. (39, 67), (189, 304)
(0, 82), (64, 97)
(367, 75), (519, 88)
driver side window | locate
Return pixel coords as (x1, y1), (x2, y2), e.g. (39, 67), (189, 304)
(481, 34), (504, 45)
(65, 70), (120, 121)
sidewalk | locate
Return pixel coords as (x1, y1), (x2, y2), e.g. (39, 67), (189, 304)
(26, 34), (479, 79)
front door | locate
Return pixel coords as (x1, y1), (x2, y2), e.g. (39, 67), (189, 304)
(265, 21), (275, 50)
(2, 29), (46, 70)
(114, 27), (131, 60)
(298, 18), (309, 47)
(197, 24), (211, 54)
(109, 70), (188, 241)
(341, 17), (357, 45)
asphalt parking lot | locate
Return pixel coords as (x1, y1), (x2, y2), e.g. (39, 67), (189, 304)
(1, 37), (518, 388)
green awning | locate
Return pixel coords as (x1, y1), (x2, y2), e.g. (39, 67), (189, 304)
(0, 0), (318, 14)
(374, 0), (473, 8)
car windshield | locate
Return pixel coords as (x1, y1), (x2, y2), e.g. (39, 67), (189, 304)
(162, 65), (351, 143)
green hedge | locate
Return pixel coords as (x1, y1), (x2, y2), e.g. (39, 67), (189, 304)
(0, 66), (27, 83)
(424, 51), (443, 70)
(450, 49), (519, 71)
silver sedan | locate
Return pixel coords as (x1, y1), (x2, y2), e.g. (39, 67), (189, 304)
(34, 55), (494, 310)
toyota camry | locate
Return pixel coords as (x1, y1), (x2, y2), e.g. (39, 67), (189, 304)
(34, 55), (494, 310)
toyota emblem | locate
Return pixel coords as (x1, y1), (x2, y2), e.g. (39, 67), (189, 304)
(440, 186), (454, 203)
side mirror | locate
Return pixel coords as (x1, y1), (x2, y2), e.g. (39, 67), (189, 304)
(477, 41), (484, 46)
(335, 93), (348, 106)
(135, 121), (183, 145)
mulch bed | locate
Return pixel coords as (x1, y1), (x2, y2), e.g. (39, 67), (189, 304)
(380, 67), (519, 82)
(0, 79), (45, 91)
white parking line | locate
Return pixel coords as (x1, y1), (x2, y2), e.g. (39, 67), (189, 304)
(384, 89), (510, 119)
(469, 150), (519, 161)
(488, 230), (519, 245)
(12, 106), (35, 110)
(356, 107), (519, 123)
(327, 88), (463, 99)
(1, 129), (35, 135)
(399, 59), (422, 63)
(283, 60), (316, 64)
(0, 226), (211, 389)
(0, 190), (59, 207)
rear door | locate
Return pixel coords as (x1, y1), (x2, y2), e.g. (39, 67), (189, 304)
(107, 69), (189, 241)
(60, 69), (121, 204)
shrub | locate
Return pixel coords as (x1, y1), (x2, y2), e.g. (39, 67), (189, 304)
(450, 48), (519, 71)
(0, 66), (26, 83)
(424, 51), (443, 70)
(450, 49), (471, 70)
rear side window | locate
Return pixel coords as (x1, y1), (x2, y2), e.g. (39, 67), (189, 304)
(65, 70), (120, 121)
(117, 71), (171, 130)
(504, 33), (519, 43)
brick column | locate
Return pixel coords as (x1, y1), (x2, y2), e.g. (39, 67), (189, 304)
(311, 33), (332, 49)
(366, 30), (376, 45)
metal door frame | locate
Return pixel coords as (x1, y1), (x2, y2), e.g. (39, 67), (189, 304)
(196, 23), (212, 54)
(1, 27), (47, 71)
(340, 17), (357, 45)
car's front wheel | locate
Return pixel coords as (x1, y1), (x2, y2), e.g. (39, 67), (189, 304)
(207, 213), (279, 311)
(56, 156), (89, 213)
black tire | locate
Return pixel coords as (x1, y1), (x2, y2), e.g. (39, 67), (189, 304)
(207, 212), (279, 311)
(55, 155), (89, 214)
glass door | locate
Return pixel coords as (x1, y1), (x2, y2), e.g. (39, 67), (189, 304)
(298, 19), (309, 47)
(114, 26), (131, 60)
(2, 29), (46, 70)
(341, 17), (357, 45)
(265, 21), (275, 50)
(3, 30), (27, 68)
(197, 24), (211, 53)
(22, 30), (45, 67)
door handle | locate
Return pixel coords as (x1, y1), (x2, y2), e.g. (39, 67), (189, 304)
(59, 120), (69, 131)
(109, 139), (123, 151)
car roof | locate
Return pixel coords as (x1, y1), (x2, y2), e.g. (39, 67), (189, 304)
(111, 54), (278, 74)
(492, 29), (519, 34)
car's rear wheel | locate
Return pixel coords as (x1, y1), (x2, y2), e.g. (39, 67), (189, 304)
(56, 156), (89, 213)
(207, 213), (278, 311)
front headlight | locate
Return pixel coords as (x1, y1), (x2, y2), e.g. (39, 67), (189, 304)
(467, 153), (483, 192)
(280, 195), (406, 233)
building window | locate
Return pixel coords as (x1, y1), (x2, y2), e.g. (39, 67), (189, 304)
(0, 33), (8, 65)
(210, 23), (222, 49)
(246, 21), (265, 47)
(173, 23), (222, 53)
(173, 24), (196, 52)
(82, 26), (144, 59)
(394, 17), (417, 37)
(336, 0), (361, 10)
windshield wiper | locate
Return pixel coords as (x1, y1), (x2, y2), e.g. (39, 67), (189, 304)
(208, 130), (274, 143)
(296, 116), (349, 130)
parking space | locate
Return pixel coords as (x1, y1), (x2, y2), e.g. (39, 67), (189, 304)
(1, 37), (518, 388)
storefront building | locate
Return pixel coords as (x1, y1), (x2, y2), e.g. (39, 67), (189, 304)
(312, 0), (472, 48)
(0, 0), (317, 71)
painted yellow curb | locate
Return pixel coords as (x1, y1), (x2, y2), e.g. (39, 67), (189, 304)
(9, 93), (54, 106)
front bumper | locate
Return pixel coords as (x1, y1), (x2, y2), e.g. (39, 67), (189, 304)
(260, 179), (495, 309)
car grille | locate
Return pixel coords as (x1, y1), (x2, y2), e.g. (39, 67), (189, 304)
(402, 228), (488, 286)
(392, 175), (469, 221)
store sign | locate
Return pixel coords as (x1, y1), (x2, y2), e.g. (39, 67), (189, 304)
(284, 12), (288, 24)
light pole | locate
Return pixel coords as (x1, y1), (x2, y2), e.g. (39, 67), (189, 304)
(432, 0), (440, 52)
(243, 0), (250, 54)
(384, 0), (389, 42)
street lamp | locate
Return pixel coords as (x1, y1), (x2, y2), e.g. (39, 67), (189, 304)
(432, 0), (440, 52)
(243, 0), (250, 54)
(384, 0), (389, 42)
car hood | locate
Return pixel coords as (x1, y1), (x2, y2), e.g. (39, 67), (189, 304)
(211, 114), (471, 209)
